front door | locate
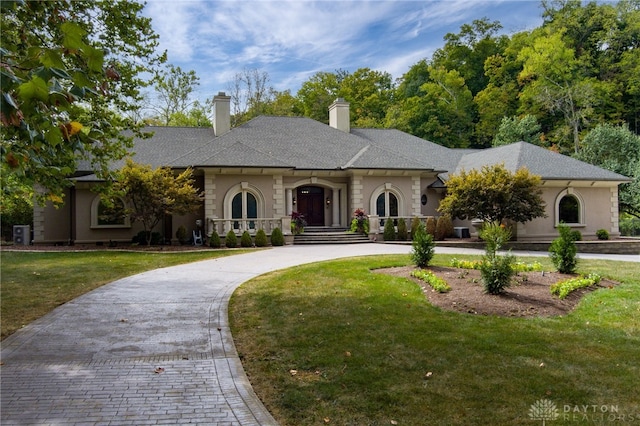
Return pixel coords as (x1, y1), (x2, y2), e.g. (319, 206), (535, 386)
(297, 186), (324, 226)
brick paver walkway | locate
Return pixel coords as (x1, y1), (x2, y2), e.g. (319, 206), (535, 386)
(1, 244), (414, 425)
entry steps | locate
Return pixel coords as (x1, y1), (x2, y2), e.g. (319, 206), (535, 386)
(294, 226), (372, 245)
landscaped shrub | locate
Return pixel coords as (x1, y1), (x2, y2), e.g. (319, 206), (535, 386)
(450, 258), (543, 272)
(225, 230), (237, 248)
(397, 218), (408, 241)
(291, 211), (306, 235)
(350, 208), (369, 235)
(132, 230), (162, 245)
(411, 224), (435, 268)
(551, 273), (601, 299)
(596, 229), (610, 240)
(209, 230), (221, 248)
(383, 218), (396, 241)
(479, 222), (515, 294)
(270, 227), (285, 246)
(570, 229), (582, 241)
(255, 229), (268, 247)
(434, 216), (448, 241)
(410, 217), (421, 240)
(411, 269), (451, 293)
(442, 215), (455, 238)
(549, 224), (578, 274)
(425, 217), (437, 237)
(240, 230), (253, 247)
(175, 225), (188, 245)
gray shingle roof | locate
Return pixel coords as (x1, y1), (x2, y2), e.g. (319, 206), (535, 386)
(79, 117), (629, 183)
(456, 142), (630, 181)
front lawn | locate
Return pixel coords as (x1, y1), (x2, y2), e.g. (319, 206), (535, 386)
(0, 249), (248, 339)
(230, 254), (640, 425)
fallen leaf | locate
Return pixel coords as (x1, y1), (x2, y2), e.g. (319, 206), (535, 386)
(119, 318), (128, 323)
(425, 371), (433, 379)
(324, 418), (331, 423)
(391, 420), (398, 425)
(154, 367), (165, 374)
(539, 362), (545, 368)
(289, 369), (298, 376)
(345, 351), (351, 357)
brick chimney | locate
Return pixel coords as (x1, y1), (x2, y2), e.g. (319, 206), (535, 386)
(212, 92), (231, 136)
(328, 98), (350, 133)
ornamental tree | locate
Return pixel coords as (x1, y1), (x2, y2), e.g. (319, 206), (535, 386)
(107, 160), (202, 245)
(0, 1), (165, 203)
(438, 163), (546, 224)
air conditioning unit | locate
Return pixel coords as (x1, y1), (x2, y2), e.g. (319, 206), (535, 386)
(13, 225), (30, 246)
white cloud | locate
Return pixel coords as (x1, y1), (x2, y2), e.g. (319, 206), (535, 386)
(142, 0), (544, 98)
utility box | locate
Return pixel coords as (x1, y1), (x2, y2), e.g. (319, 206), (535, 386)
(453, 227), (470, 239)
(13, 225), (30, 245)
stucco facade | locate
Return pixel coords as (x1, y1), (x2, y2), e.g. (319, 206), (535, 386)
(33, 96), (629, 245)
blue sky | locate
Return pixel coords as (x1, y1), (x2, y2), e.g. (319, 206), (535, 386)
(142, 1), (545, 103)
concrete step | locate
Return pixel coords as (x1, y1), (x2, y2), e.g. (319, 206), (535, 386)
(294, 230), (371, 245)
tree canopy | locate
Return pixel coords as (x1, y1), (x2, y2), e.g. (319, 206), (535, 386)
(107, 160), (203, 245)
(438, 164), (547, 224)
(0, 0), (165, 203)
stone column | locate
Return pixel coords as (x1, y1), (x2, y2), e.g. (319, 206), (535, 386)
(332, 188), (340, 227)
(286, 188), (293, 216)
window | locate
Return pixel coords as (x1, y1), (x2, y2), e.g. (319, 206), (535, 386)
(232, 191), (257, 229)
(559, 195), (579, 224)
(224, 183), (265, 231)
(555, 189), (584, 226)
(371, 184), (404, 226)
(376, 192), (398, 218)
(91, 196), (130, 228)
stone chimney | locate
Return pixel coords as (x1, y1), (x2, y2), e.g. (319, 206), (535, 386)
(212, 92), (231, 136)
(328, 98), (350, 133)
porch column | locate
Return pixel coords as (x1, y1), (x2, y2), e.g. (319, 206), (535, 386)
(286, 188), (293, 216)
(332, 188), (340, 227)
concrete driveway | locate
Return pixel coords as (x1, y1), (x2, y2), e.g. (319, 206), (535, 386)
(1, 244), (637, 425)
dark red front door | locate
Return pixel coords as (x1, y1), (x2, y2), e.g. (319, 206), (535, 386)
(297, 186), (324, 226)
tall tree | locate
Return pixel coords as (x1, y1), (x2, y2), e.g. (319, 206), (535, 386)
(0, 1), (165, 203)
(228, 68), (273, 126)
(518, 30), (596, 153)
(575, 123), (640, 217)
(296, 71), (343, 123)
(492, 115), (543, 147)
(149, 64), (200, 125)
(337, 68), (394, 128)
(432, 18), (509, 96)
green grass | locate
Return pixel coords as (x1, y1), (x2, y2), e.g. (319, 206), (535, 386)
(0, 249), (249, 339)
(230, 254), (640, 426)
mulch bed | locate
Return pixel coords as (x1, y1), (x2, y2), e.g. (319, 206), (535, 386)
(376, 266), (617, 318)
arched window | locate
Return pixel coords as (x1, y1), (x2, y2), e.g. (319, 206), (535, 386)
(555, 189), (584, 226)
(224, 182), (265, 231)
(376, 192), (398, 218)
(232, 191), (257, 229)
(91, 196), (130, 228)
(370, 184), (404, 226)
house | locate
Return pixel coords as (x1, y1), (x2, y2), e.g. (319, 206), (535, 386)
(33, 93), (630, 245)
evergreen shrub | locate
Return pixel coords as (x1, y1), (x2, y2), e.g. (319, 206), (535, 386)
(397, 218), (408, 241)
(240, 230), (253, 247)
(209, 230), (221, 248)
(271, 227), (285, 246)
(549, 224), (578, 274)
(255, 229), (268, 247)
(225, 230), (237, 248)
(383, 218), (396, 241)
